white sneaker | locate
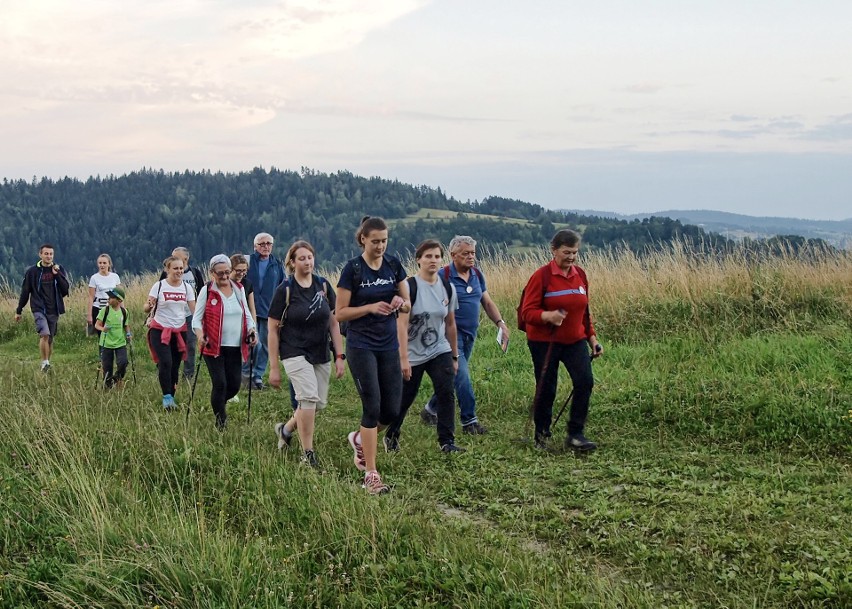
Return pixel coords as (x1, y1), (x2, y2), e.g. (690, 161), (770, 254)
(227, 395), (240, 403)
(41, 361), (51, 373)
(274, 423), (292, 450)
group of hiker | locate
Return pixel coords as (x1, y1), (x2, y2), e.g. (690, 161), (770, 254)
(14, 219), (603, 494)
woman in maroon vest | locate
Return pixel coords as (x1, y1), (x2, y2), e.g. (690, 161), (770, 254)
(192, 254), (257, 429)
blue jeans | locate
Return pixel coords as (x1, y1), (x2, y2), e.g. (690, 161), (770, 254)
(427, 332), (477, 425)
(243, 317), (269, 383)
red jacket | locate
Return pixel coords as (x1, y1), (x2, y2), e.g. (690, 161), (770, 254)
(200, 281), (251, 362)
(520, 261), (595, 344)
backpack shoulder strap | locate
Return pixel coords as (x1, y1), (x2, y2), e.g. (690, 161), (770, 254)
(349, 258), (363, 297)
(407, 276), (418, 306)
(120, 306), (128, 327)
(441, 265), (451, 281)
(440, 273), (453, 303)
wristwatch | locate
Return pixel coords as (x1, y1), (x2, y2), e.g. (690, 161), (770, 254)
(452, 355), (459, 361)
(336, 353), (347, 361)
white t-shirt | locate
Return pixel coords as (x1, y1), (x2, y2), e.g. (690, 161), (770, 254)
(89, 272), (121, 308)
(149, 280), (195, 329)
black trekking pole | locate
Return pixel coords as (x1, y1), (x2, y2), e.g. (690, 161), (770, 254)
(246, 346), (256, 424)
(127, 336), (137, 384)
(186, 358), (204, 424)
(552, 344), (601, 430)
(93, 344), (103, 390)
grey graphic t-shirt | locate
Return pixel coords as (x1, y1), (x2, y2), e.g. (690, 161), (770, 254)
(407, 276), (458, 366)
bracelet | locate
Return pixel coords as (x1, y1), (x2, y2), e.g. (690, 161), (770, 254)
(496, 319), (506, 326)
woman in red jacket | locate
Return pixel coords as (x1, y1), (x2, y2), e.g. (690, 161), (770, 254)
(192, 254), (257, 429)
(520, 229), (603, 451)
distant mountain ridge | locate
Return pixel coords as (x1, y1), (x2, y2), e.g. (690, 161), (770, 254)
(565, 209), (852, 249)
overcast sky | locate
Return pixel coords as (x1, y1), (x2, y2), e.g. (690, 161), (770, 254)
(2, 0), (850, 220)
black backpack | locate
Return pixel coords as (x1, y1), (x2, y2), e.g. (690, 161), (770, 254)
(406, 274), (453, 309)
(340, 256), (404, 336)
(97, 305), (129, 332)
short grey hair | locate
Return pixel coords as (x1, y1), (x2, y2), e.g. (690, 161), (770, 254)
(254, 232), (274, 246)
(209, 254), (230, 269)
(448, 235), (477, 254)
(172, 246), (190, 259)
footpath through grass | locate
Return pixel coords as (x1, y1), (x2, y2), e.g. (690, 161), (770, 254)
(1, 248), (850, 608)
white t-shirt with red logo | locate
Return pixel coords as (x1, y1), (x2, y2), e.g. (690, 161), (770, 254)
(149, 280), (196, 329)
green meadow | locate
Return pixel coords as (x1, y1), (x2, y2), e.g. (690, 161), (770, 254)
(1, 247), (850, 608)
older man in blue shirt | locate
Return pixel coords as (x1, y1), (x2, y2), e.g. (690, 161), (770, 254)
(244, 232), (285, 390)
(422, 235), (509, 434)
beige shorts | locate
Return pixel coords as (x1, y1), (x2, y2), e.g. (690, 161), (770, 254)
(282, 356), (330, 410)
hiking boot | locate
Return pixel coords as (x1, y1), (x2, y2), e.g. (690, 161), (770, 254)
(274, 423), (292, 450)
(300, 450), (319, 468)
(534, 432), (549, 450)
(383, 434), (400, 453)
(462, 421), (487, 435)
(420, 408), (438, 426)
(252, 379), (265, 391)
(441, 443), (466, 453)
(566, 433), (597, 452)
(363, 471), (389, 495)
(347, 431), (366, 471)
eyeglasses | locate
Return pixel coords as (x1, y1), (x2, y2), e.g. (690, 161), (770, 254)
(232, 268), (247, 275)
(213, 270), (231, 278)
(257, 242), (273, 247)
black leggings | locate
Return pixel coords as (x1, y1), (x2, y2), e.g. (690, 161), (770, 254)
(346, 346), (402, 429)
(528, 339), (594, 436)
(387, 352), (455, 446)
(203, 347), (242, 429)
(149, 329), (185, 396)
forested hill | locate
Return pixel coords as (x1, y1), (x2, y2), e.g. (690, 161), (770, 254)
(1, 167), (733, 281)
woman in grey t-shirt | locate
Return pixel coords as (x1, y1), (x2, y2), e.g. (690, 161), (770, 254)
(386, 240), (464, 453)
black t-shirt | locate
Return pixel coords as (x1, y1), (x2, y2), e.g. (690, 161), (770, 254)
(268, 276), (336, 365)
(40, 268), (58, 315)
(337, 255), (406, 351)
(240, 277), (254, 299)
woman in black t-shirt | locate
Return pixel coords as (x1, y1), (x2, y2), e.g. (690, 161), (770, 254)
(336, 216), (411, 495)
(268, 241), (345, 467)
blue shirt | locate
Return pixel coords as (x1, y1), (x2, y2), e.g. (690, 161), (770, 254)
(443, 263), (487, 341)
(338, 255), (407, 351)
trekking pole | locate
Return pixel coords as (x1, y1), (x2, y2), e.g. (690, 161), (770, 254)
(246, 345), (256, 424)
(552, 344), (601, 429)
(186, 358), (204, 424)
(127, 335), (137, 384)
(93, 343), (103, 389)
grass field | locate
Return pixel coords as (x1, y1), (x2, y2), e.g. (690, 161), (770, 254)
(1, 245), (850, 608)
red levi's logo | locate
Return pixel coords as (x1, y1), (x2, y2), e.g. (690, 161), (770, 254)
(163, 291), (187, 302)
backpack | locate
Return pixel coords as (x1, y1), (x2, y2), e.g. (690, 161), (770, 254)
(407, 274), (453, 309)
(98, 305), (128, 332)
(441, 264), (483, 286)
(340, 256), (404, 336)
(517, 266), (551, 333)
(279, 274), (329, 324)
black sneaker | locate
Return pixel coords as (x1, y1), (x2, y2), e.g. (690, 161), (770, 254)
(534, 432), (548, 450)
(300, 450), (319, 468)
(566, 433), (597, 452)
(419, 408), (438, 426)
(441, 443), (466, 453)
(252, 379), (265, 391)
(383, 434), (400, 453)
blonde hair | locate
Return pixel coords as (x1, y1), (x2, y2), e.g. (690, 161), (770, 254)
(97, 253), (113, 271)
(285, 240), (315, 273)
